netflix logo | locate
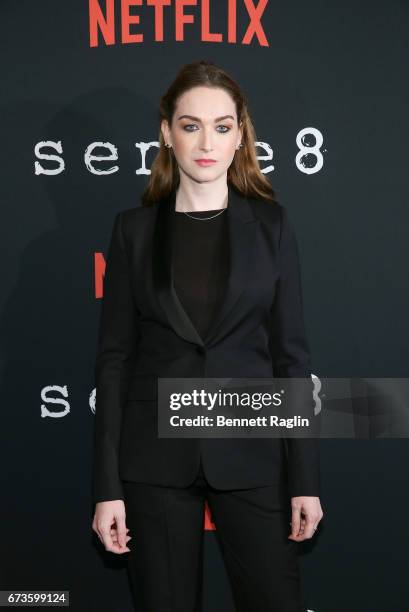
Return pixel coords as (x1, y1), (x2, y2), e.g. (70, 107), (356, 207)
(89, 0), (270, 47)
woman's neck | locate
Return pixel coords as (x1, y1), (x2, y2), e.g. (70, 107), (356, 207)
(174, 184), (229, 212)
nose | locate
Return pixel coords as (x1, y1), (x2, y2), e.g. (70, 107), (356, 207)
(199, 127), (213, 152)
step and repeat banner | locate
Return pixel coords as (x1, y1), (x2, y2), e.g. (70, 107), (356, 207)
(1, 1), (408, 611)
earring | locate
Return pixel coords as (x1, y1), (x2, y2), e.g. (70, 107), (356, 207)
(236, 143), (243, 149)
(165, 143), (172, 148)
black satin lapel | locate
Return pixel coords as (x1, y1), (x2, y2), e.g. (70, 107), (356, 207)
(152, 191), (204, 346)
(203, 186), (259, 346)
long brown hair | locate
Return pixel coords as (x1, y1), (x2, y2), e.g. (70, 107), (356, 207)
(141, 59), (278, 207)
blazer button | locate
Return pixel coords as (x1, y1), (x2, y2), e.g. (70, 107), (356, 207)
(195, 345), (206, 355)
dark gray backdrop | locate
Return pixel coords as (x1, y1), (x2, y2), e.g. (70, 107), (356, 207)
(1, 1), (408, 611)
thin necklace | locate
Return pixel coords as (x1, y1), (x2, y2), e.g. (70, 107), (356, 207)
(183, 208), (227, 220)
(176, 194), (228, 220)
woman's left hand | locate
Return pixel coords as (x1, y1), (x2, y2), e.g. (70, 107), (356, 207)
(288, 496), (323, 541)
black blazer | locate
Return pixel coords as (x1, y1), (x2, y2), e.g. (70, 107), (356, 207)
(92, 184), (320, 504)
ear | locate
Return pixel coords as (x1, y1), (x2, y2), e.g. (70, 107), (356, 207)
(238, 120), (243, 146)
(161, 119), (170, 145)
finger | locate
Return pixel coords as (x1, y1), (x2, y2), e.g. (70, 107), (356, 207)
(292, 520), (306, 526)
(95, 526), (104, 543)
(302, 514), (318, 539)
(110, 528), (130, 534)
(99, 525), (118, 551)
(93, 518), (104, 543)
(105, 541), (131, 554)
(290, 507), (301, 538)
(115, 514), (128, 550)
(111, 535), (132, 545)
(288, 526), (308, 542)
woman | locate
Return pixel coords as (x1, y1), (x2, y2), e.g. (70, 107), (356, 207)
(92, 59), (323, 611)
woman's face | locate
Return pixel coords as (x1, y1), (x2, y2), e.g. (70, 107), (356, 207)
(161, 86), (242, 184)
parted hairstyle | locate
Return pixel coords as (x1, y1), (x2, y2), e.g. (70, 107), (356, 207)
(141, 59), (278, 207)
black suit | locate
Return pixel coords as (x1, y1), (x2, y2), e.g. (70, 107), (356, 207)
(92, 184), (320, 505)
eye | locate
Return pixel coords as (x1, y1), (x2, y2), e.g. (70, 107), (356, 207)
(183, 124), (198, 132)
(216, 125), (231, 133)
(183, 123), (197, 132)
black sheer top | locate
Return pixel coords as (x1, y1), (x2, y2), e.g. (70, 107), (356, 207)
(170, 207), (229, 342)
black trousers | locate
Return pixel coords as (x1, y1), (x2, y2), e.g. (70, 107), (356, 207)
(122, 458), (306, 612)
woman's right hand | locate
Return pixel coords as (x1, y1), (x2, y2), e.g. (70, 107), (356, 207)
(92, 500), (132, 554)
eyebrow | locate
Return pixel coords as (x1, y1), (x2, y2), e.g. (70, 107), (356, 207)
(177, 114), (235, 123)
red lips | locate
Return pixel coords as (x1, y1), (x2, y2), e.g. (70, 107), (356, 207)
(195, 159), (217, 166)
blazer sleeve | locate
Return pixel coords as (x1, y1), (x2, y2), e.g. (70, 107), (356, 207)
(269, 205), (321, 498)
(92, 211), (140, 504)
